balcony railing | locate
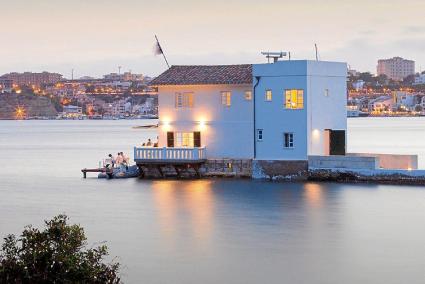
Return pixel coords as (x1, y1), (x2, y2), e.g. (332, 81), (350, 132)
(134, 147), (207, 162)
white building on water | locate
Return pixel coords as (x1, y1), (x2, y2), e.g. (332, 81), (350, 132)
(133, 58), (421, 178)
(137, 60), (347, 174)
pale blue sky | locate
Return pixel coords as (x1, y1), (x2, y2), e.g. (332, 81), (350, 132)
(1, 0), (424, 78)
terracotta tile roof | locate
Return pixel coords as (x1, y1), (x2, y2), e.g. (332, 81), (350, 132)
(150, 65), (253, 86)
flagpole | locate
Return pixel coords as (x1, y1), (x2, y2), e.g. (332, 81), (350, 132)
(155, 35), (170, 68)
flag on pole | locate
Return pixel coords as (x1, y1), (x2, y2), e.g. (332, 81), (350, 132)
(154, 39), (164, 55)
(154, 35), (170, 68)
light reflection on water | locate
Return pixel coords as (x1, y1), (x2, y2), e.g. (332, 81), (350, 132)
(0, 119), (425, 283)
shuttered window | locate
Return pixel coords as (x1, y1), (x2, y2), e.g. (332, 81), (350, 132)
(193, 132), (201, 147)
(167, 132), (174, 147)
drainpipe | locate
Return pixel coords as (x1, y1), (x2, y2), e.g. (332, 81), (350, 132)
(253, 76), (261, 159)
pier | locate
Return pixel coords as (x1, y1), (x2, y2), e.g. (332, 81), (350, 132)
(81, 167), (113, 178)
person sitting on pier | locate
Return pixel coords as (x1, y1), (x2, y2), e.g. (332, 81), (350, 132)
(121, 152), (129, 170)
(115, 152), (123, 166)
(105, 154), (115, 169)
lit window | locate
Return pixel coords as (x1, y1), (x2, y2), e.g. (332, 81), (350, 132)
(265, 90), (272, 101)
(175, 132), (194, 147)
(285, 89), (304, 109)
(257, 129), (263, 141)
(221, 91), (231, 106)
(175, 92), (194, 108)
(283, 133), (294, 148)
(244, 90), (252, 100)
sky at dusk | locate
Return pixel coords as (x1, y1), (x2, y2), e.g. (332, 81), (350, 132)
(1, 0), (425, 78)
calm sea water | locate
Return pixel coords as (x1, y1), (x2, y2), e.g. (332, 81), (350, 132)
(0, 118), (424, 284)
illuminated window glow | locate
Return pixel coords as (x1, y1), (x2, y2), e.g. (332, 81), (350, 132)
(175, 132), (194, 147)
(221, 91), (231, 106)
(244, 90), (252, 100)
(175, 92), (194, 108)
(265, 90), (272, 101)
(285, 89), (304, 109)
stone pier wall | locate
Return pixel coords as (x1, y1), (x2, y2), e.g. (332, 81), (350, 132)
(252, 160), (308, 180)
(200, 159), (252, 177)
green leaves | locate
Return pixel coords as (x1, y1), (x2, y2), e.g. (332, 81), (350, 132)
(0, 214), (121, 283)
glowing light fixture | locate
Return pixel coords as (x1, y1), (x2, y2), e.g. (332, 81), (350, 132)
(198, 120), (206, 130)
(312, 129), (320, 140)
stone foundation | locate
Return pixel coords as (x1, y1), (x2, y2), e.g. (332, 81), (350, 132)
(200, 159), (252, 177)
(252, 160), (308, 180)
(309, 168), (425, 185)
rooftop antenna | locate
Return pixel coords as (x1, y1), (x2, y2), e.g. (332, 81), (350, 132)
(314, 43), (319, 61)
(261, 51), (287, 63)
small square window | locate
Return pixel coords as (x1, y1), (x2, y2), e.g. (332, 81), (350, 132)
(265, 90), (272, 101)
(283, 132), (294, 148)
(257, 129), (263, 141)
(245, 90), (252, 100)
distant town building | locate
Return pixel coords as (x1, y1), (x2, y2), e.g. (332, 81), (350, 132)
(79, 76), (96, 80)
(348, 68), (359, 77)
(368, 96), (393, 112)
(0, 78), (13, 93)
(1, 72), (63, 86)
(377, 57), (415, 81)
(352, 80), (365, 91)
(103, 72), (143, 82)
(62, 105), (83, 118)
(413, 74), (425, 85)
(393, 91), (420, 111)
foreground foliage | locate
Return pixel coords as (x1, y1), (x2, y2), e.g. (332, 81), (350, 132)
(0, 214), (121, 283)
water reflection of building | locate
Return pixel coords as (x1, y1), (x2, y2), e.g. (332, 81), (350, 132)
(151, 180), (214, 246)
(303, 183), (324, 208)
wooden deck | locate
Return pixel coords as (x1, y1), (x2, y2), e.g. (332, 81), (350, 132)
(134, 147), (207, 178)
(81, 167), (113, 178)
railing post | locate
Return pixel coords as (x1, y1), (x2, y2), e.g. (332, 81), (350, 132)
(194, 148), (199, 160)
(162, 147), (167, 159)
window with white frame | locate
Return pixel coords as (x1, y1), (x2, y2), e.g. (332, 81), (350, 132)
(221, 91), (231, 106)
(284, 89), (304, 109)
(175, 92), (194, 108)
(257, 129), (263, 141)
(244, 90), (252, 100)
(283, 132), (294, 148)
(175, 132), (194, 147)
(265, 90), (272, 101)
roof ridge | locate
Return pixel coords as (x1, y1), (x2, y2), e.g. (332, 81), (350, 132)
(150, 64), (253, 86)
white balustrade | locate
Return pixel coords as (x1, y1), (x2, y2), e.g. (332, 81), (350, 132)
(134, 147), (206, 161)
